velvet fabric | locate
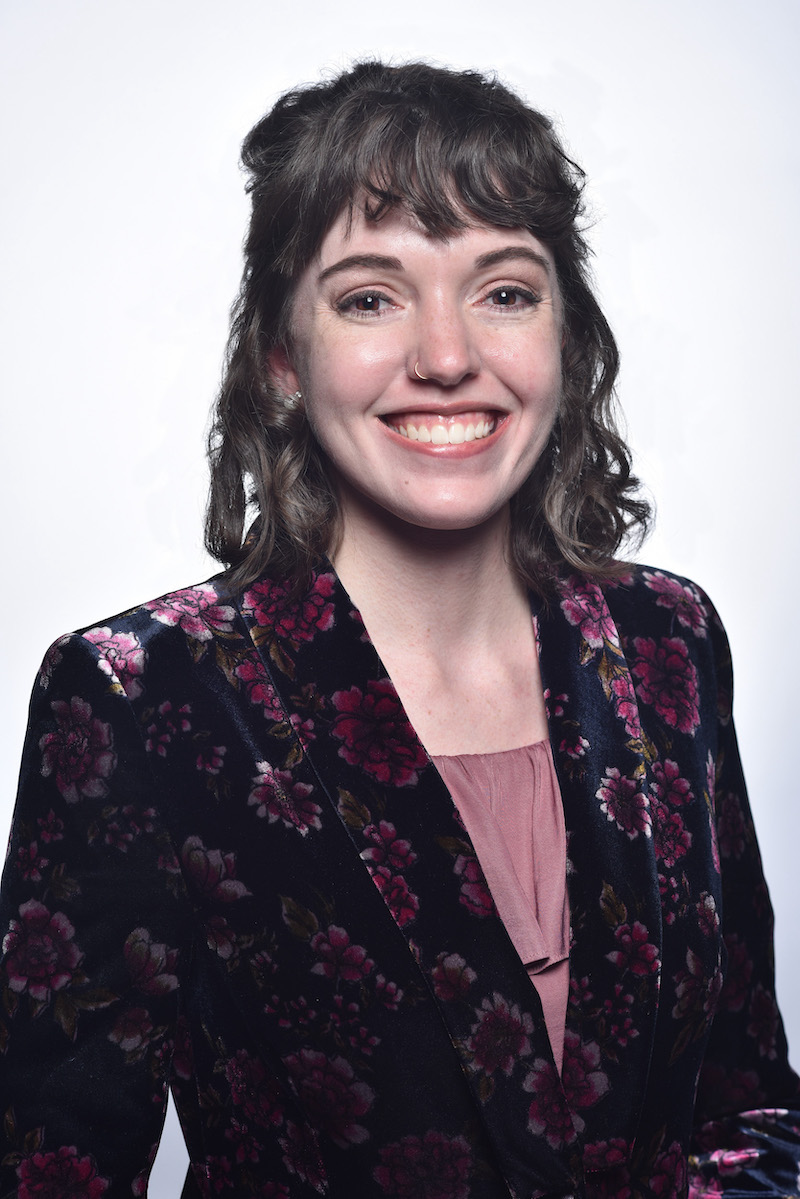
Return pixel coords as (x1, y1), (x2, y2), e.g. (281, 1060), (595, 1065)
(1, 563), (799, 1198)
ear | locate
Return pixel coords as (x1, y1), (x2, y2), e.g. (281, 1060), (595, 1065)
(267, 344), (301, 397)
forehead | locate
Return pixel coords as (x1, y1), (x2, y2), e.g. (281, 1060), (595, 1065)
(311, 204), (556, 273)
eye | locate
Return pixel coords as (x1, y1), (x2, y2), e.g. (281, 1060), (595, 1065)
(484, 286), (538, 309)
(337, 291), (393, 315)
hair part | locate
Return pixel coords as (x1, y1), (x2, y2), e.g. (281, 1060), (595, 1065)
(205, 59), (651, 595)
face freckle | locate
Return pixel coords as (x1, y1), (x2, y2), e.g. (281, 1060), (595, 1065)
(271, 205), (564, 541)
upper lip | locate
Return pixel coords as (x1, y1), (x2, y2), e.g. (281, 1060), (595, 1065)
(380, 403), (507, 419)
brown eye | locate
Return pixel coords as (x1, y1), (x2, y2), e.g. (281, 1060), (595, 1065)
(355, 294), (381, 311)
(492, 288), (518, 306)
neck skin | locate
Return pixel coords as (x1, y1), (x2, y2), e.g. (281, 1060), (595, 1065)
(330, 484), (550, 756)
(332, 491), (526, 656)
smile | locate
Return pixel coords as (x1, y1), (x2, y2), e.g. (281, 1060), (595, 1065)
(382, 411), (499, 445)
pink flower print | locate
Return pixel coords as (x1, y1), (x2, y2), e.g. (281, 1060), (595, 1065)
(196, 744), (226, 774)
(583, 1138), (630, 1173)
(123, 928), (179, 995)
(225, 1118), (261, 1164)
(672, 949), (723, 1023)
(651, 758), (694, 807)
(375, 974), (404, 1009)
(17, 1146), (109, 1198)
(524, 1058), (578, 1147)
(37, 809), (64, 843)
(361, 821), (417, 871)
(180, 836), (251, 902)
(609, 672), (642, 737)
(601, 984), (638, 1048)
(719, 934), (753, 1012)
(717, 791), (748, 860)
(83, 626), (147, 699)
(234, 654), (284, 719)
(607, 921), (660, 977)
(38, 636), (69, 690)
(642, 571), (708, 638)
(143, 700), (191, 756)
(205, 915), (237, 960)
(432, 952), (477, 1002)
(453, 854), (494, 918)
(650, 1140), (686, 1197)
(543, 690), (568, 718)
(39, 696), (116, 803)
(16, 840), (49, 882)
(373, 1131), (473, 1199)
(559, 727), (590, 760)
(145, 584), (235, 641)
(631, 636), (700, 735)
(652, 800), (691, 867)
(747, 984), (779, 1059)
(247, 762), (322, 834)
(310, 925), (374, 982)
(243, 572), (336, 647)
(279, 1120), (327, 1191)
(225, 1050), (283, 1128)
(559, 577), (619, 650)
(108, 1006), (154, 1053)
(562, 1030), (610, 1111)
(696, 892), (719, 939)
(596, 768), (652, 839)
(283, 1048), (374, 1148)
(331, 680), (428, 786)
(707, 1147), (761, 1177)
(3, 899), (83, 1003)
(370, 865), (420, 927)
(468, 992), (533, 1076)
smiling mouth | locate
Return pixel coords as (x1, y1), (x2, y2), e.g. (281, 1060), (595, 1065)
(382, 411), (500, 445)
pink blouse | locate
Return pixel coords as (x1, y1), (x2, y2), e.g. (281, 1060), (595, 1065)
(433, 741), (570, 1073)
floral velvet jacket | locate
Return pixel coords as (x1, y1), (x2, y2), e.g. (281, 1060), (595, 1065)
(1, 564), (799, 1199)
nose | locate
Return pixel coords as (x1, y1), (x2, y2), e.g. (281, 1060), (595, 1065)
(410, 304), (480, 387)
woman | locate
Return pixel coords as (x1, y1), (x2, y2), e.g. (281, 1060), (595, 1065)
(1, 60), (798, 1198)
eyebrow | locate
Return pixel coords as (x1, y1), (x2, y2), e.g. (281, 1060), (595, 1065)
(473, 247), (553, 275)
(317, 254), (403, 283)
(316, 244), (553, 284)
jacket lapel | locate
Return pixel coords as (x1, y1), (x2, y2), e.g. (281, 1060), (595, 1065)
(240, 565), (582, 1197)
(534, 575), (663, 1158)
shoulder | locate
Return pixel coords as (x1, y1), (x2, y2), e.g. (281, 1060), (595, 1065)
(34, 574), (244, 702)
(599, 563), (722, 641)
(600, 563), (734, 714)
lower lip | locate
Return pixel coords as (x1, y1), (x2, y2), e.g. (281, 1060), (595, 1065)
(381, 418), (506, 457)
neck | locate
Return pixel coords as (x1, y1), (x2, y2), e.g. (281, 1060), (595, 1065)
(331, 501), (529, 654)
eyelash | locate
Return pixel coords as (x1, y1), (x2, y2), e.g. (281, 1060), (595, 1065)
(335, 283), (541, 317)
(482, 285), (540, 310)
(335, 291), (394, 317)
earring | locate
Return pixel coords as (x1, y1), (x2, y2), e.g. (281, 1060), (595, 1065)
(285, 390), (302, 409)
(413, 363), (428, 381)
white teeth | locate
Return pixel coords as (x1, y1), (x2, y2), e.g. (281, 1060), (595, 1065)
(389, 416), (496, 444)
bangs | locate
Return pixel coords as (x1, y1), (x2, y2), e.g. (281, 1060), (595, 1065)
(265, 72), (585, 277)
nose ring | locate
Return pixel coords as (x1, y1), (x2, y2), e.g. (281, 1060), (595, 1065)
(413, 362), (428, 380)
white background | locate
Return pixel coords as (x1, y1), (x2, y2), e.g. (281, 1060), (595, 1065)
(2, 1), (798, 1193)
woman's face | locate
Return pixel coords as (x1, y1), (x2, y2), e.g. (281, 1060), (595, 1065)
(272, 205), (564, 542)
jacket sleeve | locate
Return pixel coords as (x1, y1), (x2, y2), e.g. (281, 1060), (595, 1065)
(688, 602), (800, 1194)
(0, 634), (193, 1198)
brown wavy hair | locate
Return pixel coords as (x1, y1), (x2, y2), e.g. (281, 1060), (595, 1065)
(205, 60), (650, 594)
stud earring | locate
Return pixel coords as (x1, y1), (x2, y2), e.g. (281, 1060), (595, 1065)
(285, 390), (302, 409)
